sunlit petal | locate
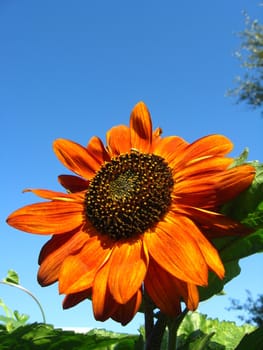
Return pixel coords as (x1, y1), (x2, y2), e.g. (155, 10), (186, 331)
(108, 239), (148, 304)
(130, 101), (152, 152)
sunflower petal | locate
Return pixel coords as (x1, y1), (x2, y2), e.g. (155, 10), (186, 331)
(63, 289), (91, 309)
(108, 239), (148, 304)
(130, 101), (152, 152)
(111, 289), (142, 326)
(59, 235), (112, 294)
(144, 219), (208, 285)
(145, 258), (182, 316)
(38, 230), (88, 286)
(171, 134), (233, 170)
(87, 136), (110, 163)
(186, 284), (199, 310)
(214, 165), (255, 205)
(7, 201), (83, 234)
(173, 216), (225, 279)
(176, 205), (252, 237)
(58, 175), (89, 192)
(154, 135), (189, 162)
(106, 125), (131, 156)
(53, 139), (100, 179)
(92, 261), (118, 322)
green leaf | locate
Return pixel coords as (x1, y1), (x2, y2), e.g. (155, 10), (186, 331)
(0, 324), (141, 349)
(235, 326), (263, 350)
(199, 228), (263, 301)
(241, 201), (263, 229)
(177, 312), (255, 350)
(3, 270), (20, 285)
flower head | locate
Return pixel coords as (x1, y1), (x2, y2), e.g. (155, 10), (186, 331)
(7, 102), (255, 325)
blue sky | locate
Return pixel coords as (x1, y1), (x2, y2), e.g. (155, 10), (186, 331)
(0, 0), (262, 334)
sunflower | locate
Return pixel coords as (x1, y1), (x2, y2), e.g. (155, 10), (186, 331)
(7, 102), (255, 325)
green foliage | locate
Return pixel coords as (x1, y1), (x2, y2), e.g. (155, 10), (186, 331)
(0, 315), (261, 350)
(176, 312), (255, 350)
(0, 270), (46, 323)
(235, 326), (263, 350)
(0, 324), (143, 350)
(0, 298), (29, 332)
(229, 13), (263, 112)
(3, 270), (20, 285)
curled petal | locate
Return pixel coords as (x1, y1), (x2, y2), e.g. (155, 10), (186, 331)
(58, 175), (89, 193)
(111, 289), (142, 326)
(63, 289), (91, 309)
(130, 101), (152, 152)
(38, 230), (88, 286)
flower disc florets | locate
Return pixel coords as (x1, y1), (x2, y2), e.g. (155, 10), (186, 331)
(85, 152), (174, 240)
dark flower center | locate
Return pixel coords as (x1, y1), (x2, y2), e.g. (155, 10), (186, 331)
(85, 152), (174, 240)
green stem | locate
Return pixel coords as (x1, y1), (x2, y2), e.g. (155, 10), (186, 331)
(145, 312), (167, 350)
(0, 281), (46, 323)
(167, 308), (188, 350)
(144, 291), (154, 340)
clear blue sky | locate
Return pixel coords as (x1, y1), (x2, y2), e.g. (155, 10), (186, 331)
(1, 0), (262, 334)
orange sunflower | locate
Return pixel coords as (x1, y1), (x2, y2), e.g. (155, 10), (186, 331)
(7, 102), (255, 325)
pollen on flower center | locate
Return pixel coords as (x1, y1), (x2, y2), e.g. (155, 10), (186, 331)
(85, 152), (174, 240)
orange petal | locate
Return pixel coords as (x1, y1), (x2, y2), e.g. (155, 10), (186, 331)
(172, 216), (225, 279)
(172, 178), (216, 208)
(144, 219), (208, 285)
(108, 239), (148, 304)
(87, 136), (110, 163)
(59, 235), (112, 294)
(186, 284), (200, 310)
(145, 257), (199, 313)
(7, 201), (84, 234)
(130, 101), (152, 152)
(153, 135), (189, 163)
(92, 261), (118, 322)
(144, 258), (182, 317)
(170, 135), (233, 170)
(214, 164), (255, 205)
(63, 288), (91, 309)
(58, 175), (89, 192)
(173, 156), (233, 181)
(53, 139), (100, 179)
(23, 188), (84, 203)
(38, 230), (88, 286)
(176, 205), (252, 237)
(106, 125), (131, 156)
(111, 289), (142, 325)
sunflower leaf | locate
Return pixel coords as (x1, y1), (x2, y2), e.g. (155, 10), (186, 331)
(176, 311), (255, 350)
(235, 326), (263, 350)
(0, 323), (142, 349)
(200, 228), (263, 300)
(3, 270), (20, 285)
